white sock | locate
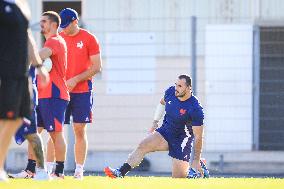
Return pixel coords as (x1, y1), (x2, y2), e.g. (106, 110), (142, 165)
(75, 164), (84, 172)
(46, 162), (54, 174)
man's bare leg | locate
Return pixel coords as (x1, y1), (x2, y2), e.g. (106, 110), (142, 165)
(46, 137), (55, 174)
(26, 133), (51, 180)
(126, 132), (168, 167)
(46, 137), (55, 162)
(24, 127), (44, 174)
(172, 158), (189, 178)
(49, 131), (66, 177)
(105, 132), (168, 177)
(25, 133), (45, 169)
(16, 128), (56, 177)
(73, 123), (87, 175)
(8, 130), (43, 179)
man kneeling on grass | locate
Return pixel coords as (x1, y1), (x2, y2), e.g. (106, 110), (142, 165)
(104, 75), (209, 178)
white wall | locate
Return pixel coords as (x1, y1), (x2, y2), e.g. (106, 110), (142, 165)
(204, 24), (254, 151)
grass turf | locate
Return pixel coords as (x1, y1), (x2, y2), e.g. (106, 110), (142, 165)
(0, 176), (284, 189)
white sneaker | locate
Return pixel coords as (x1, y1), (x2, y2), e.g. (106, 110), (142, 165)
(0, 170), (8, 182)
(8, 170), (34, 179)
(33, 168), (51, 181)
(73, 170), (83, 180)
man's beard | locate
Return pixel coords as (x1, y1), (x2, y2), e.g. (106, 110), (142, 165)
(41, 28), (49, 35)
(175, 90), (186, 97)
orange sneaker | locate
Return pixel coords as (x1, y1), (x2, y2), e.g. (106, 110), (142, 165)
(104, 167), (123, 178)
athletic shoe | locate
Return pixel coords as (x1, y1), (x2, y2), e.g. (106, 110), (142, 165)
(8, 170), (34, 179)
(188, 159), (210, 179)
(33, 168), (51, 181)
(50, 173), (64, 179)
(200, 158), (210, 178)
(188, 168), (201, 178)
(104, 167), (123, 178)
(73, 170), (84, 180)
(0, 170), (8, 182)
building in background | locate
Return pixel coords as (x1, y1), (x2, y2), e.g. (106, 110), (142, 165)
(7, 0), (284, 174)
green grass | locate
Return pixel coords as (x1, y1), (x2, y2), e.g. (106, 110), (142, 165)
(0, 176), (284, 189)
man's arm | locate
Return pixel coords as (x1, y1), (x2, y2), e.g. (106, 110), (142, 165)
(27, 29), (42, 67)
(38, 47), (52, 60)
(149, 98), (166, 133)
(67, 53), (102, 91)
(27, 29), (49, 86)
(191, 125), (204, 172)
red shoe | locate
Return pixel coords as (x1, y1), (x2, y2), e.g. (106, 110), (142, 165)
(104, 167), (123, 178)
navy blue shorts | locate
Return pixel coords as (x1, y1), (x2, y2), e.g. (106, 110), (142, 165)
(14, 107), (37, 145)
(64, 92), (93, 124)
(156, 127), (194, 162)
(37, 98), (68, 132)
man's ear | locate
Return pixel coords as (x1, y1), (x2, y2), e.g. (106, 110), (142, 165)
(52, 22), (58, 29)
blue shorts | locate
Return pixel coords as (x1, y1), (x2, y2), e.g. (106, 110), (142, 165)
(14, 107), (37, 145)
(37, 98), (68, 132)
(156, 127), (194, 162)
(64, 92), (93, 124)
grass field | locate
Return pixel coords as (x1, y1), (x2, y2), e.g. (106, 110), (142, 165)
(0, 176), (284, 189)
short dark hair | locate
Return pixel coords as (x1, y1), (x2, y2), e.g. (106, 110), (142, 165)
(178, 74), (192, 86)
(42, 11), (61, 28)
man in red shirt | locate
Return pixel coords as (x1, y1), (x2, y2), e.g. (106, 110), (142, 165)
(56, 8), (101, 179)
(11, 9), (100, 180)
(37, 11), (69, 179)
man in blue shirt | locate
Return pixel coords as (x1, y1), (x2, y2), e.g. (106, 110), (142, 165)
(104, 75), (209, 178)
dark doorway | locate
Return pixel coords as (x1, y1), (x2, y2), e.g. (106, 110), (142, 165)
(259, 26), (284, 150)
(42, 1), (81, 15)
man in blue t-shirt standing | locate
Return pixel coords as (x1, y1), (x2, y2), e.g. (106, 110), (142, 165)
(104, 75), (209, 178)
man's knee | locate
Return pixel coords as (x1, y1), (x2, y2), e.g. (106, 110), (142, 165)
(49, 131), (65, 143)
(26, 133), (41, 145)
(26, 133), (38, 141)
(74, 126), (86, 140)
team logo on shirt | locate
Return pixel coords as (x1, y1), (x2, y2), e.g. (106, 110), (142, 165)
(168, 101), (171, 104)
(180, 109), (186, 116)
(77, 41), (83, 49)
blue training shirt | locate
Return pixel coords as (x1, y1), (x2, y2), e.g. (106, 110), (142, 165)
(29, 66), (38, 106)
(161, 86), (204, 137)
